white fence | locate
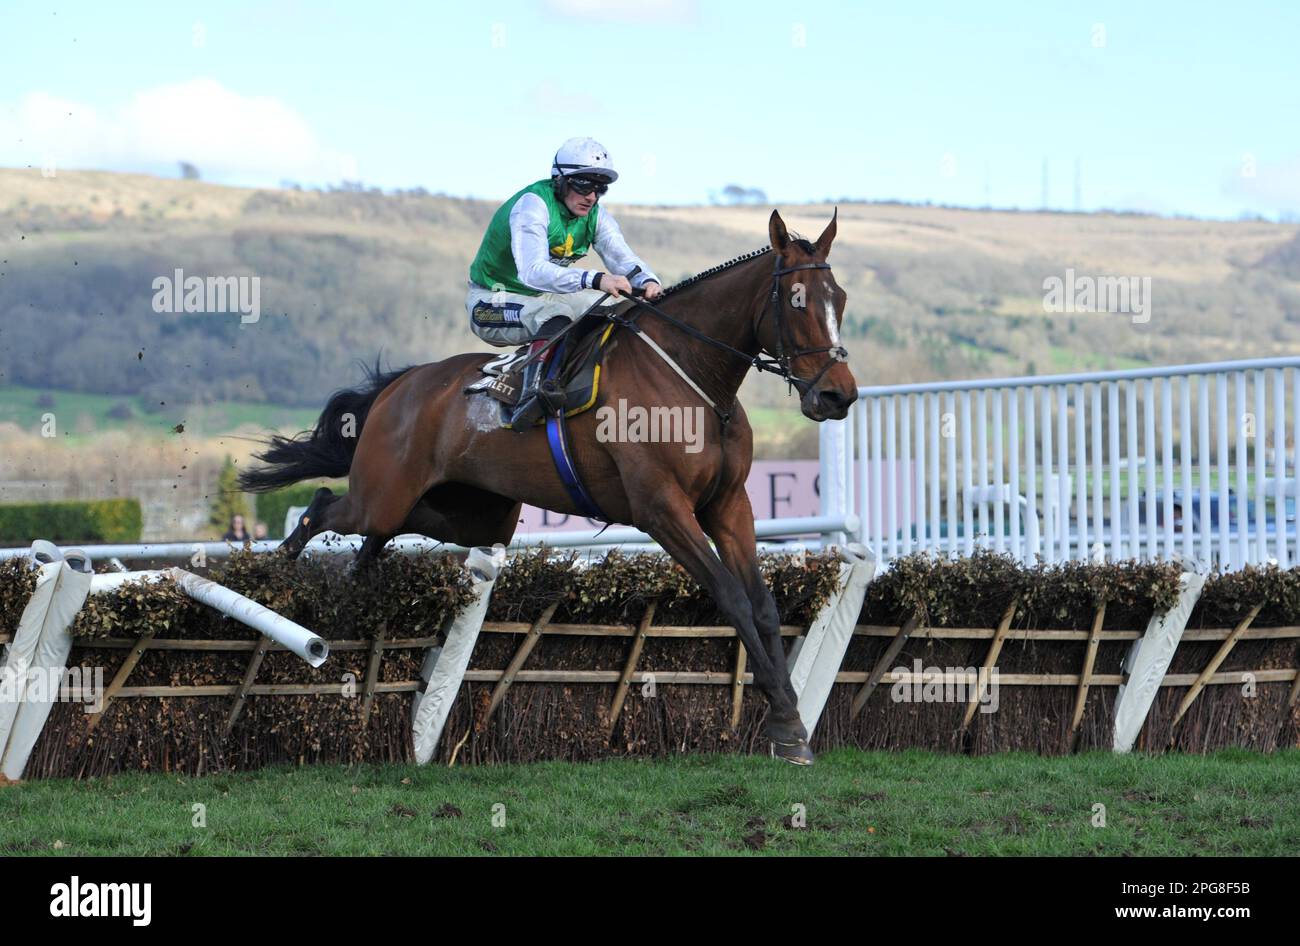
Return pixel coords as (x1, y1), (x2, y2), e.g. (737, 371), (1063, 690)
(816, 356), (1300, 570)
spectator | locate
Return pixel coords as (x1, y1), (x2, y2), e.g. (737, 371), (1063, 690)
(223, 514), (250, 543)
(252, 521), (268, 541)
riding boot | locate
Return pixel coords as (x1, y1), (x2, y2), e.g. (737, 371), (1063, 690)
(509, 317), (569, 432)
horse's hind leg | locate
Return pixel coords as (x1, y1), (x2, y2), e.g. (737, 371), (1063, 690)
(278, 483), (408, 569)
(279, 487), (341, 560)
(333, 486), (518, 576)
(352, 533), (389, 574)
(402, 483), (521, 548)
(291, 491), (401, 575)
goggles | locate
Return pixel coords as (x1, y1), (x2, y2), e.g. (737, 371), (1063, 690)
(566, 176), (609, 197)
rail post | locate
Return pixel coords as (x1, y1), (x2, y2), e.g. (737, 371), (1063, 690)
(819, 416), (852, 548)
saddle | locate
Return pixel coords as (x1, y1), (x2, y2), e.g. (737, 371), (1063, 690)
(465, 300), (632, 428)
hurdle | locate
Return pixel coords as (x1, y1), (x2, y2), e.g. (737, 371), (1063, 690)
(87, 568), (328, 667)
(0, 542), (330, 780)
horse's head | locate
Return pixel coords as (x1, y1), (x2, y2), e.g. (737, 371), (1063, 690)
(761, 209), (859, 421)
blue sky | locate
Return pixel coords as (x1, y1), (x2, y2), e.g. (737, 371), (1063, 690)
(2, 0), (1298, 218)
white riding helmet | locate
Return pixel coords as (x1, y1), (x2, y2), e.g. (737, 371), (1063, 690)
(550, 137), (618, 183)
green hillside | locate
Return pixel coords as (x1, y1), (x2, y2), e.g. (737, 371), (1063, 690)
(2, 167), (1298, 423)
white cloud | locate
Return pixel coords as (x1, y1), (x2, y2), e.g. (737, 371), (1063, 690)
(543, 0), (697, 24)
(0, 79), (354, 185)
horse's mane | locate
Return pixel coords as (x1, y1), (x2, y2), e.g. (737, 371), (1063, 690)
(660, 237), (817, 299)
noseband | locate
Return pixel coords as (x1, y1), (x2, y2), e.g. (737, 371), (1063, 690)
(757, 255), (851, 396)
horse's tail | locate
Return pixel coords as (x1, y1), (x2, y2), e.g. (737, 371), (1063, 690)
(237, 360), (415, 493)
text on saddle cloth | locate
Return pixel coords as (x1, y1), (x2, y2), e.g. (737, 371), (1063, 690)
(464, 321), (617, 424)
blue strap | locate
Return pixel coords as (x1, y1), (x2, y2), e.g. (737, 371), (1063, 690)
(542, 338), (608, 522)
(546, 412), (606, 522)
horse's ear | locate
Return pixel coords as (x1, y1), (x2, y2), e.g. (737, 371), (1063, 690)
(814, 207), (838, 257)
(769, 209), (790, 253)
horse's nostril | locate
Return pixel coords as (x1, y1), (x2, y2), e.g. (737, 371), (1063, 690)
(818, 389), (856, 411)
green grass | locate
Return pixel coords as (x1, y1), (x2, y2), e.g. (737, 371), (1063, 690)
(744, 405), (806, 435)
(3, 748), (1297, 856)
(1047, 345), (1149, 374)
(0, 384), (320, 440)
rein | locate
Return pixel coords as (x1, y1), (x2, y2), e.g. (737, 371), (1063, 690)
(610, 253), (850, 423)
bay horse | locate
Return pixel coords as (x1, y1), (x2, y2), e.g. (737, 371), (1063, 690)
(239, 209), (857, 764)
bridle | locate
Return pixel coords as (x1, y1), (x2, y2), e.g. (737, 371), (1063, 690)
(613, 251), (851, 421)
(756, 256), (851, 395)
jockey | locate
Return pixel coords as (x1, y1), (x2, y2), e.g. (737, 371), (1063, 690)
(466, 136), (662, 431)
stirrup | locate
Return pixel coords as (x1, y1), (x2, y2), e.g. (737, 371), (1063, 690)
(508, 360), (549, 432)
(537, 378), (565, 412)
(509, 379), (565, 432)
(508, 394), (547, 432)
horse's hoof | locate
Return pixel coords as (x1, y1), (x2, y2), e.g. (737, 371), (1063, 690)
(770, 739), (815, 766)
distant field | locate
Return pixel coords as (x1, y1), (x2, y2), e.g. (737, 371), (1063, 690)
(0, 384), (320, 441)
(0, 381), (818, 458)
(2, 748), (1295, 856)
(1047, 346), (1150, 375)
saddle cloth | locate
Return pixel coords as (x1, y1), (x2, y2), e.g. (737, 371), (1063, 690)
(462, 300), (637, 521)
(465, 319), (619, 428)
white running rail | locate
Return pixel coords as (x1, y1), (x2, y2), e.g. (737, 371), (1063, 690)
(816, 357), (1300, 571)
(6, 357), (1297, 569)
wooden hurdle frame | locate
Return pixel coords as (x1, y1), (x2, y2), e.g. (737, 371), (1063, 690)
(7, 613), (1296, 749)
(4, 548), (1299, 776)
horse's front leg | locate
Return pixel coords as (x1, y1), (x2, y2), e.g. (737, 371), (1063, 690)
(633, 488), (810, 764)
(699, 483), (811, 761)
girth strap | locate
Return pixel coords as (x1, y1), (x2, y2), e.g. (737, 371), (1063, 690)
(546, 412), (607, 522)
(541, 338), (608, 522)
